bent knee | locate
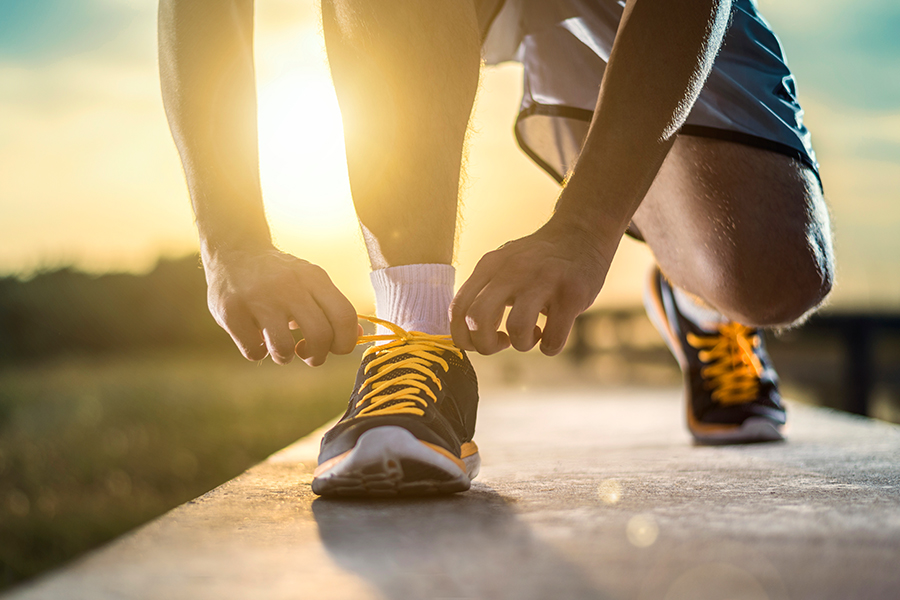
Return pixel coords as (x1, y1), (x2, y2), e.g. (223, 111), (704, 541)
(707, 251), (834, 328)
(707, 182), (834, 327)
(727, 266), (832, 327)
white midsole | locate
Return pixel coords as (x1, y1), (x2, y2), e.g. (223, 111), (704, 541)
(316, 426), (477, 482)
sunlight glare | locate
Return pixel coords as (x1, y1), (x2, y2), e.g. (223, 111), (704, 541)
(256, 53), (356, 241)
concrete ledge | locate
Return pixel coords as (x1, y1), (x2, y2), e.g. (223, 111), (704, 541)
(5, 389), (900, 599)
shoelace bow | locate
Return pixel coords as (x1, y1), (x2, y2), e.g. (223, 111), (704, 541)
(352, 315), (463, 418)
(686, 322), (764, 405)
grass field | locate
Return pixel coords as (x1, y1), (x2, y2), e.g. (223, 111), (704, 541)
(0, 350), (361, 591)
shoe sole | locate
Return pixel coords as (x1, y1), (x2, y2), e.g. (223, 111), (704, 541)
(642, 268), (785, 445)
(312, 426), (480, 497)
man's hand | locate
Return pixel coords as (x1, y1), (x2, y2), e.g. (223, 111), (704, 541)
(203, 248), (359, 366)
(449, 0), (732, 358)
(450, 218), (616, 356)
(161, 1), (359, 366)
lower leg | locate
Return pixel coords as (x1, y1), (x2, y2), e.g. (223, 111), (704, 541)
(322, 0), (481, 269)
(322, 0), (481, 335)
(633, 135), (834, 327)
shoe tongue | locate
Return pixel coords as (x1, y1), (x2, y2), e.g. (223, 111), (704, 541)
(672, 287), (729, 333)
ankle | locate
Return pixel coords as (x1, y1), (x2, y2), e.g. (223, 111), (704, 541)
(672, 286), (729, 332)
(370, 264), (455, 336)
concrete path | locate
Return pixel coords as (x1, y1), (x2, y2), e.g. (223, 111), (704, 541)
(6, 389), (900, 600)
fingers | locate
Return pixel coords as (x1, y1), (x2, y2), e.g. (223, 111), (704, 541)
(449, 228), (608, 357)
(449, 301), (475, 351)
(258, 313), (297, 365)
(289, 296), (334, 367)
(311, 275), (359, 356)
(506, 299), (544, 352)
(294, 323), (364, 365)
(215, 301), (268, 361)
(216, 293), (355, 367)
(450, 252), (501, 351)
(452, 250), (546, 355)
(540, 301), (581, 356)
(208, 252), (362, 365)
(463, 281), (515, 354)
(220, 299), (334, 367)
(451, 253), (542, 355)
(452, 272), (581, 356)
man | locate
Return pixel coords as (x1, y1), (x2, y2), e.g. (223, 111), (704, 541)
(159, 0), (834, 497)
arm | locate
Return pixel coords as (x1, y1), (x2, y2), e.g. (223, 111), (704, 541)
(158, 0), (357, 365)
(451, 0), (732, 355)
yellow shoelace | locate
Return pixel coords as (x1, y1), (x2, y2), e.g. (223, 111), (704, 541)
(351, 315), (463, 418)
(686, 322), (764, 405)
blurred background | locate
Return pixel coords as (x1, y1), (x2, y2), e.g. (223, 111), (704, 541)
(1, 0), (898, 591)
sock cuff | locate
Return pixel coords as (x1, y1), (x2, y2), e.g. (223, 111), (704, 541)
(370, 264), (455, 336)
(369, 263), (455, 290)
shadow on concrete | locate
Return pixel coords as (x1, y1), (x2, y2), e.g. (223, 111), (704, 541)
(312, 483), (608, 600)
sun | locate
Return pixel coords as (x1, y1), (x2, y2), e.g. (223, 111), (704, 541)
(256, 41), (357, 241)
(250, 22), (372, 308)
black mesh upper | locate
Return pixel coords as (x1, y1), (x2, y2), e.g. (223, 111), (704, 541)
(319, 347), (479, 463)
(657, 274), (787, 427)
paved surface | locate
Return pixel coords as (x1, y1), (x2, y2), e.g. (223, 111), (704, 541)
(6, 388), (900, 600)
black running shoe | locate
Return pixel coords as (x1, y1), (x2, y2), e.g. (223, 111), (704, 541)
(312, 316), (480, 497)
(643, 267), (786, 444)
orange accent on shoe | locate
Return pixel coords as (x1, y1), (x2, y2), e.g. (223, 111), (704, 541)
(313, 450), (351, 478)
(420, 441), (468, 473)
(460, 441), (479, 459)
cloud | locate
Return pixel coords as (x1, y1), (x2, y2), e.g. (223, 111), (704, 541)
(0, 0), (149, 65)
(762, 0), (900, 111)
(0, 0), (192, 274)
(799, 98), (900, 308)
(0, 57), (197, 274)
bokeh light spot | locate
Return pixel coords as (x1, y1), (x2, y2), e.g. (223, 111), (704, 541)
(626, 513), (659, 547)
(597, 478), (623, 504)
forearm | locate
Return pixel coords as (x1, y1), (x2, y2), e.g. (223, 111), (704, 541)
(553, 0), (732, 246)
(158, 0), (272, 258)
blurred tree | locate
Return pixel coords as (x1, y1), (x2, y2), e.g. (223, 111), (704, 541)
(0, 255), (232, 363)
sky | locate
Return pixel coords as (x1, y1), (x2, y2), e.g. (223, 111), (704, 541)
(0, 0), (898, 312)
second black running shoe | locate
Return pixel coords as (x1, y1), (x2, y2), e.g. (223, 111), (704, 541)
(644, 267), (786, 444)
(312, 316), (480, 497)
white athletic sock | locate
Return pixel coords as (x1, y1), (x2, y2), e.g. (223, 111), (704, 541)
(672, 286), (729, 332)
(370, 264), (455, 337)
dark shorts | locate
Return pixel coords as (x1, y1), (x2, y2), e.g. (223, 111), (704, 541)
(475, 0), (819, 183)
